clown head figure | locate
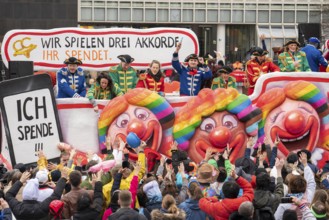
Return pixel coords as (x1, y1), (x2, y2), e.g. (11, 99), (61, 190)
(98, 88), (175, 159)
(173, 88), (262, 163)
(256, 80), (329, 166)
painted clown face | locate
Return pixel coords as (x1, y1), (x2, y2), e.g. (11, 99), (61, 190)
(108, 105), (162, 153)
(264, 98), (320, 157)
(188, 111), (247, 163)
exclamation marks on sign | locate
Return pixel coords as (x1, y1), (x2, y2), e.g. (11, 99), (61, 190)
(35, 143), (43, 156)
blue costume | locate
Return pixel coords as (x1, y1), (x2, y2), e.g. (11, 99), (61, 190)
(301, 44), (328, 72)
(56, 67), (86, 98)
(172, 53), (212, 96)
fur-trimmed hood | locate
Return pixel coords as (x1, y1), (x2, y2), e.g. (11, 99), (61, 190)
(151, 208), (186, 220)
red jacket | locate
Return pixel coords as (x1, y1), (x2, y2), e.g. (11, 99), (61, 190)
(199, 177), (254, 220)
(246, 58), (280, 88)
(136, 73), (164, 93)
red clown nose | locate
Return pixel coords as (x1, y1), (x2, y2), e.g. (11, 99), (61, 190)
(284, 110), (305, 134)
(127, 119), (146, 138)
(209, 126), (232, 148)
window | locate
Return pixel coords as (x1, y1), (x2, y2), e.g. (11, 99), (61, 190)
(309, 11), (321, 23)
(245, 10), (256, 23)
(220, 10), (231, 22)
(107, 8), (118, 21)
(183, 9), (193, 22)
(158, 9), (168, 22)
(81, 0), (92, 6)
(258, 10), (269, 23)
(119, 8), (131, 21)
(195, 9), (206, 22)
(94, 8), (105, 21)
(207, 10), (218, 22)
(284, 11), (295, 23)
(297, 11), (308, 23)
(170, 9), (181, 22)
(81, 8), (92, 21)
(271, 11), (282, 23)
(133, 9), (143, 21)
(232, 10), (243, 23)
(145, 9), (156, 21)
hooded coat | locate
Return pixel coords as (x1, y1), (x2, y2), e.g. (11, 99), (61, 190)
(179, 199), (207, 220)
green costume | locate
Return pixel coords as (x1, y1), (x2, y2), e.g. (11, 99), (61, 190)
(87, 82), (123, 107)
(211, 76), (237, 89)
(278, 51), (311, 72)
(109, 64), (137, 93)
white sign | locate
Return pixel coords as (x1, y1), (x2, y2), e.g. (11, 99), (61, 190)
(3, 89), (60, 164)
(1, 27), (199, 71)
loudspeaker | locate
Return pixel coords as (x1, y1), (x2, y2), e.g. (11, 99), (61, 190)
(9, 61), (34, 79)
(298, 23), (321, 47)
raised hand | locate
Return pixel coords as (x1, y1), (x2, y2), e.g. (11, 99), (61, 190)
(20, 171), (31, 184)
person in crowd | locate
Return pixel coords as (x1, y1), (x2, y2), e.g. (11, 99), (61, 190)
(49, 200), (64, 220)
(199, 169), (254, 219)
(35, 169), (54, 202)
(301, 37), (329, 72)
(274, 152), (316, 219)
(0, 198), (12, 220)
(211, 65), (236, 89)
(151, 194), (186, 220)
(109, 190), (147, 220)
(72, 171), (103, 220)
(61, 170), (94, 219)
(229, 201), (254, 220)
(245, 47), (280, 95)
(57, 57), (86, 98)
(87, 72), (123, 113)
(278, 40), (311, 72)
(178, 181), (207, 220)
(172, 42), (212, 96)
(5, 169), (68, 220)
(109, 54), (137, 93)
(136, 60), (165, 96)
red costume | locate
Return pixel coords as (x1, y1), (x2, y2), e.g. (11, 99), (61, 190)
(246, 58), (280, 95)
(136, 72), (164, 93)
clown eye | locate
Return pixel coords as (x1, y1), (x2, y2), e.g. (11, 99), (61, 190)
(116, 113), (130, 128)
(134, 108), (149, 121)
(222, 115), (237, 129)
(200, 118), (216, 133)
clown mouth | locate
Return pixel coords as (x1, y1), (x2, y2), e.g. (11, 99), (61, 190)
(195, 133), (245, 162)
(270, 116), (319, 156)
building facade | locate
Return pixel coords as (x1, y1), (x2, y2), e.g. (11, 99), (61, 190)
(78, 0), (328, 64)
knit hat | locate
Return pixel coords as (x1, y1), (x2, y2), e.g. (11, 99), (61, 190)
(117, 54), (134, 63)
(49, 200), (64, 219)
(64, 57), (82, 65)
(22, 178), (39, 200)
(36, 169), (49, 184)
(197, 163), (213, 183)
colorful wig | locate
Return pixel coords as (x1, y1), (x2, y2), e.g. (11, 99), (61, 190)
(173, 88), (262, 150)
(256, 80), (329, 150)
(98, 88), (175, 151)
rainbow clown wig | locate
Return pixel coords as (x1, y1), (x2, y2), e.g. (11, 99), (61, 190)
(256, 80), (329, 150)
(98, 88), (175, 152)
(173, 88), (262, 150)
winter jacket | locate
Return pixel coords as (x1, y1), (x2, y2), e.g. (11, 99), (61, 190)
(253, 177), (284, 213)
(103, 153), (145, 206)
(108, 207), (147, 220)
(151, 207), (186, 220)
(5, 177), (66, 220)
(301, 44), (328, 72)
(199, 176), (254, 220)
(179, 199), (207, 220)
(73, 181), (103, 220)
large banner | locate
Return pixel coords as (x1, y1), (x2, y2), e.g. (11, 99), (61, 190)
(0, 74), (62, 166)
(1, 27), (199, 71)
